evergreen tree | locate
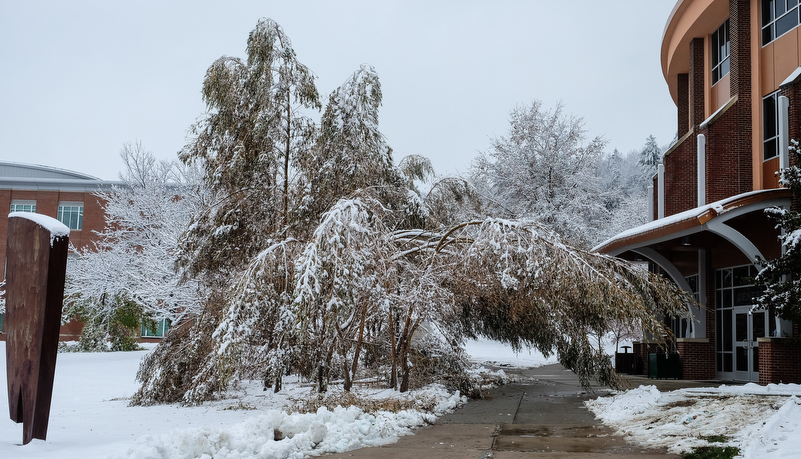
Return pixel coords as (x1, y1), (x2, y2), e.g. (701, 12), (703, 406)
(639, 134), (662, 176)
(756, 141), (801, 321)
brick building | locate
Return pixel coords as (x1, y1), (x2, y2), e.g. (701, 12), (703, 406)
(0, 161), (119, 340)
(595, 0), (801, 384)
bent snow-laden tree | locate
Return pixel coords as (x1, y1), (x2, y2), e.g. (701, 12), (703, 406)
(427, 219), (692, 389)
(132, 18), (695, 405)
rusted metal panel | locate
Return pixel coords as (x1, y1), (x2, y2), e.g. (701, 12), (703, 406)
(5, 215), (69, 445)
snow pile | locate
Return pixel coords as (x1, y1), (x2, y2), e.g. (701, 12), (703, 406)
(123, 387), (465, 459)
(0, 343), (466, 459)
(742, 396), (801, 458)
(587, 384), (801, 457)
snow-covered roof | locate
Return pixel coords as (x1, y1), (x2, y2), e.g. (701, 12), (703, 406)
(593, 188), (793, 254)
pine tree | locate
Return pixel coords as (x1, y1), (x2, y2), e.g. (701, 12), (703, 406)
(639, 134), (662, 176)
(756, 140), (801, 321)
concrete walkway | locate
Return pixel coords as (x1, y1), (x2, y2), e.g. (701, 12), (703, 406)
(327, 364), (722, 458)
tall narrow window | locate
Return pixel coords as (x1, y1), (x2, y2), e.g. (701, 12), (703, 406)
(763, 0), (801, 45)
(10, 200), (36, 213)
(712, 19), (730, 85)
(57, 202), (83, 230)
(764, 91), (780, 160)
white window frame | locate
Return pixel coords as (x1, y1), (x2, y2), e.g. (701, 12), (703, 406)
(10, 200), (36, 213)
(57, 202), (84, 230)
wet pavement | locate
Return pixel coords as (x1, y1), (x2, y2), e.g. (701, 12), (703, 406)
(326, 364), (723, 458)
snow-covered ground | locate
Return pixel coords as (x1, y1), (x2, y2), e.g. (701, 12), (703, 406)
(8, 338), (801, 458)
(0, 340), (515, 458)
(586, 383), (801, 458)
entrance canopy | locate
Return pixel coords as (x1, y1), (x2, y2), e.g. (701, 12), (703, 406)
(593, 189), (791, 340)
(594, 189), (791, 265)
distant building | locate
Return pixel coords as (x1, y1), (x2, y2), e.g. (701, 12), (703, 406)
(595, 0), (800, 384)
(0, 162), (166, 341)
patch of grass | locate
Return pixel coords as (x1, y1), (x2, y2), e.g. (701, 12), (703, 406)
(682, 445), (739, 459)
(700, 434), (728, 443)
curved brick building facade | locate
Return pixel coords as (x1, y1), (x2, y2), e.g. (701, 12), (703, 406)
(596, 0), (801, 384)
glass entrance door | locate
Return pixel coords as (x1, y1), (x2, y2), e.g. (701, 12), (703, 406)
(733, 308), (765, 382)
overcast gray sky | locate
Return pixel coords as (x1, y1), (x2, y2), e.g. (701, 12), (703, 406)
(1, 1), (678, 181)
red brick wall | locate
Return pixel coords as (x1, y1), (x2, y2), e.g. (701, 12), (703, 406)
(730, 0), (754, 193)
(663, 134), (697, 216)
(690, 37), (706, 129)
(759, 339), (801, 384)
(677, 340), (715, 380)
(702, 102), (747, 202)
(678, 73), (690, 137)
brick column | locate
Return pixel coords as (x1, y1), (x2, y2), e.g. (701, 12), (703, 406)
(730, 0), (753, 193)
(678, 73), (690, 137)
(689, 38), (706, 129)
(759, 338), (801, 384)
(677, 339), (715, 379)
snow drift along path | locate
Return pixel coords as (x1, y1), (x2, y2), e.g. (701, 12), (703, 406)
(0, 343), (466, 459)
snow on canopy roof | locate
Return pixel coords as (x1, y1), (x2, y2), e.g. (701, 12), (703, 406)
(0, 161), (100, 181)
(592, 188), (793, 254)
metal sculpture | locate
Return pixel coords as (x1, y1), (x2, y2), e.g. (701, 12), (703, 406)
(5, 213), (69, 445)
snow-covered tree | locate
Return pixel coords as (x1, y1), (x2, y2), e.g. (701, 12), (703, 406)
(757, 140), (801, 321)
(65, 142), (205, 348)
(177, 18), (321, 281)
(639, 134), (662, 177)
(469, 101), (608, 247)
(595, 148), (650, 240)
(435, 219), (691, 388)
(131, 20), (696, 406)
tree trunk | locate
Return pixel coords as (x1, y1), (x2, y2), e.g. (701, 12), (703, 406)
(283, 98), (291, 225)
(343, 359), (352, 392)
(388, 305), (398, 390)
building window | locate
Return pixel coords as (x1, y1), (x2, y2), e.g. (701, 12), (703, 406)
(762, 0), (801, 45)
(141, 318), (170, 338)
(10, 200), (36, 213)
(763, 91), (780, 160)
(712, 19), (730, 85)
(57, 203), (83, 230)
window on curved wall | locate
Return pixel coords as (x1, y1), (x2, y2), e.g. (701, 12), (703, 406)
(763, 91), (780, 160)
(762, 0), (801, 46)
(712, 19), (730, 85)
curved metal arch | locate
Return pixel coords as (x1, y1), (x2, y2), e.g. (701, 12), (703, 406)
(630, 247), (701, 338)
